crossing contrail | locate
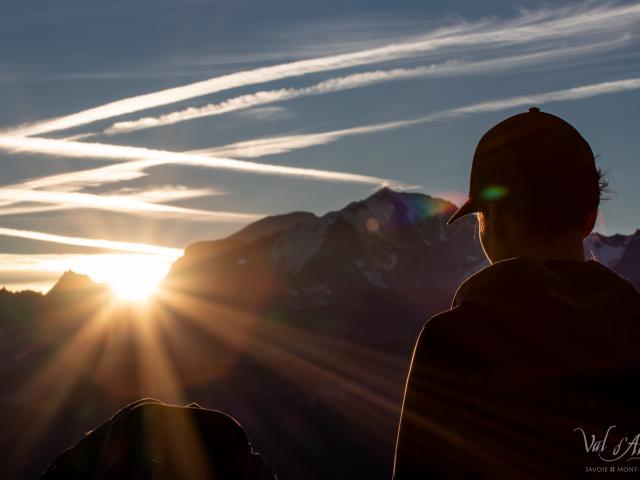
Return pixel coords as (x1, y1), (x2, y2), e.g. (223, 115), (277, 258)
(4, 2), (639, 137)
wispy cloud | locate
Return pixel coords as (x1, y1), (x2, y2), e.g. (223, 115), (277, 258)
(0, 226), (183, 257)
(197, 77), (640, 158)
(236, 106), (295, 121)
(194, 122), (419, 158)
(440, 77), (640, 116)
(102, 67), (442, 135)
(0, 204), (70, 217)
(4, 2), (639, 137)
(0, 252), (175, 293)
(11, 159), (161, 191)
(0, 136), (405, 187)
(3, 76), (638, 203)
(102, 38), (630, 136)
(108, 185), (224, 203)
(0, 188), (208, 217)
(0, 186), (263, 221)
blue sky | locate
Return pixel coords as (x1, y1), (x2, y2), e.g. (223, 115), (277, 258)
(0, 0), (639, 291)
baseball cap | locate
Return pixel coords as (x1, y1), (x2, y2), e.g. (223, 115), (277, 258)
(447, 107), (597, 225)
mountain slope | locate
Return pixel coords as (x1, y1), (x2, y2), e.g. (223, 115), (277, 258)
(165, 188), (485, 338)
(587, 229), (640, 286)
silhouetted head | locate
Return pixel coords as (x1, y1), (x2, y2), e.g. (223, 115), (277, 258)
(448, 107), (605, 263)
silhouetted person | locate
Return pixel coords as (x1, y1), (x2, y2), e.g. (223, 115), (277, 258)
(394, 108), (640, 479)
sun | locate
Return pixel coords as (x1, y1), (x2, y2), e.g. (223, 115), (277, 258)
(108, 272), (162, 302)
(63, 253), (174, 302)
(102, 255), (171, 302)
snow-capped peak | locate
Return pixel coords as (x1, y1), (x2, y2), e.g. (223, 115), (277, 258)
(586, 230), (640, 268)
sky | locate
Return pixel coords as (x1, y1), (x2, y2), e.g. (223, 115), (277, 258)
(0, 0), (639, 292)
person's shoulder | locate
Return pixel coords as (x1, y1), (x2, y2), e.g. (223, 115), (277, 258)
(423, 303), (480, 337)
(410, 305), (487, 377)
(414, 305), (478, 357)
(452, 257), (542, 306)
(585, 260), (640, 293)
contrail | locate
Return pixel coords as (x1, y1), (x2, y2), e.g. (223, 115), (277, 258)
(5, 2), (640, 137)
(440, 77), (640, 116)
(0, 187), (263, 222)
(198, 77), (640, 158)
(0, 167), (212, 215)
(103, 39), (627, 136)
(11, 158), (160, 191)
(3, 76), (639, 197)
(0, 204), (69, 217)
(194, 122), (421, 158)
(0, 185), (216, 216)
(0, 136), (405, 187)
(0, 226), (184, 257)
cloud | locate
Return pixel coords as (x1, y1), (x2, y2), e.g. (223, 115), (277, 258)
(439, 77), (640, 116)
(0, 186), (263, 222)
(197, 77), (640, 158)
(0, 227), (183, 257)
(194, 122), (417, 158)
(4, 2), (639, 137)
(0, 252), (175, 293)
(3, 76), (638, 204)
(102, 38), (630, 136)
(11, 159), (160, 191)
(234, 106), (296, 121)
(106, 185), (227, 203)
(0, 136), (405, 187)
(0, 204), (70, 217)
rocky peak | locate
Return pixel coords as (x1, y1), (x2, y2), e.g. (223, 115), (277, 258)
(46, 271), (104, 297)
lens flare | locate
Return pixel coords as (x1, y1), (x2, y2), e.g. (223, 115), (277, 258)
(479, 185), (509, 201)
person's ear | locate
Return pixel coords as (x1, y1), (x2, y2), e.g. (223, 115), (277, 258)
(582, 210), (597, 238)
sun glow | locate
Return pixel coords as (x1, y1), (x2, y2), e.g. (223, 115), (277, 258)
(108, 271), (163, 301)
(62, 253), (175, 302)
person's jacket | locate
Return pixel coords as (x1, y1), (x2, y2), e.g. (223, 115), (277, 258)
(394, 257), (640, 479)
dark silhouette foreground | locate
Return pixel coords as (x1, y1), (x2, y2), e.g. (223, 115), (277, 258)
(394, 258), (640, 478)
(395, 108), (640, 478)
(41, 399), (275, 480)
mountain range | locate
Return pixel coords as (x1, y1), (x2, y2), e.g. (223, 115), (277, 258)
(1, 187), (638, 479)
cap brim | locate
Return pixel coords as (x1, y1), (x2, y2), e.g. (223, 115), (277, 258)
(446, 198), (477, 225)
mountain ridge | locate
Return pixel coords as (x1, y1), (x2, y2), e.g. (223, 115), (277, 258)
(2, 189), (639, 296)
